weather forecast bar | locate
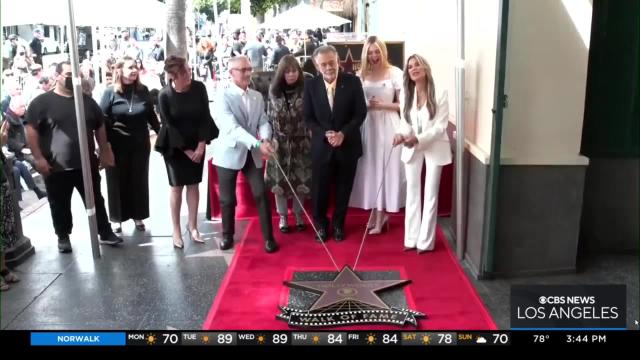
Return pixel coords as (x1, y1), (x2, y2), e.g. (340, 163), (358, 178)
(25, 331), (640, 347)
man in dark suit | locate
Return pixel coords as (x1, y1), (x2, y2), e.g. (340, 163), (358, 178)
(303, 45), (367, 242)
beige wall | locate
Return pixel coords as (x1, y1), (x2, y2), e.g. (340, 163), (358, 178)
(367, 0), (500, 163)
(501, 0), (590, 165)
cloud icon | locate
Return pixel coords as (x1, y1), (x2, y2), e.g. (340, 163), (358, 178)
(476, 336), (487, 344)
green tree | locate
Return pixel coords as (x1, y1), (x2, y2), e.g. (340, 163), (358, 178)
(250, 0), (298, 17)
(217, 0), (241, 15)
(194, 0), (214, 20)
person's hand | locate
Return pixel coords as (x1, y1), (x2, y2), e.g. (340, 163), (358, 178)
(259, 140), (275, 157)
(34, 157), (53, 177)
(184, 149), (195, 159)
(325, 130), (335, 142)
(403, 135), (419, 148)
(392, 134), (405, 147)
(99, 145), (115, 168)
(327, 131), (344, 147)
(368, 97), (381, 110)
(190, 143), (205, 163)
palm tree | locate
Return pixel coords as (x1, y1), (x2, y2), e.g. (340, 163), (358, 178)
(342, 0), (358, 32)
(166, 0), (188, 58)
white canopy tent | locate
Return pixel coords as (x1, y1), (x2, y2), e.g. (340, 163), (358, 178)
(260, 3), (351, 30)
(1, 0), (166, 27)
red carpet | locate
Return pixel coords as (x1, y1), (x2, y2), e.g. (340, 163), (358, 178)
(208, 160), (454, 219)
(203, 215), (496, 330)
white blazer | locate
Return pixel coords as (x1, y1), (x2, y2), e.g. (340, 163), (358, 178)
(211, 83), (272, 170)
(393, 89), (452, 166)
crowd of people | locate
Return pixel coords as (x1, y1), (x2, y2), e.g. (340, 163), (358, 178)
(0, 32), (452, 292)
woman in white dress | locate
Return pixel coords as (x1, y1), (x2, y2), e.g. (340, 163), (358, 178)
(349, 36), (406, 234)
(392, 54), (452, 253)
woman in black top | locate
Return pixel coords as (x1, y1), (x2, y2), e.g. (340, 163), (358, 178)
(155, 56), (217, 249)
(100, 56), (160, 233)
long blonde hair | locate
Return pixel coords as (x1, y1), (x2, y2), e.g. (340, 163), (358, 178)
(359, 36), (391, 79)
(403, 54), (436, 122)
(112, 56), (142, 94)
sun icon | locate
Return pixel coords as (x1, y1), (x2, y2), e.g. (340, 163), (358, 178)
(366, 333), (377, 345)
(202, 335), (210, 344)
(257, 334), (266, 345)
(312, 335), (321, 344)
(146, 334), (157, 345)
(421, 335), (431, 345)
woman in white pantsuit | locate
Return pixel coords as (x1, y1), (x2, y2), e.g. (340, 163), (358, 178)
(392, 54), (452, 253)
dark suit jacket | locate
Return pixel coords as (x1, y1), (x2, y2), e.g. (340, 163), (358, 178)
(303, 72), (367, 163)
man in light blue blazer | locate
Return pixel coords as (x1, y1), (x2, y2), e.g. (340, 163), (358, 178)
(212, 56), (278, 253)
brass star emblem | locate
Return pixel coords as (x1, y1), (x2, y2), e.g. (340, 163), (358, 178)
(284, 266), (410, 311)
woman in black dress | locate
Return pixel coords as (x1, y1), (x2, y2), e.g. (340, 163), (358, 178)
(155, 56), (217, 248)
(100, 56), (160, 233)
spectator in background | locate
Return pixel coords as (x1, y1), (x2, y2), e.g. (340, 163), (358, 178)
(243, 34), (268, 71)
(149, 35), (166, 87)
(29, 28), (44, 66)
(196, 38), (215, 81)
(27, 76), (52, 105)
(5, 96), (30, 159)
(4, 96), (47, 200)
(3, 35), (19, 70)
(269, 35), (290, 70)
(23, 63), (43, 94)
(12, 45), (32, 75)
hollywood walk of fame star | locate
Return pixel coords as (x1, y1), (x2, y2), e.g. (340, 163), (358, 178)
(284, 266), (410, 311)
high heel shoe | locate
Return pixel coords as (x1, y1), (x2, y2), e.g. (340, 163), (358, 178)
(173, 236), (184, 249)
(134, 220), (145, 232)
(368, 215), (389, 235)
(366, 212), (377, 230)
(186, 226), (205, 243)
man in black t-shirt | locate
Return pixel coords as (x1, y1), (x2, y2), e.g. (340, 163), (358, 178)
(25, 61), (123, 253)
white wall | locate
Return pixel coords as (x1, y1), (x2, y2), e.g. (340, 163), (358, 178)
(367, 0), (500, 163)
(464, 0), (501, 162)
(501, 0), (591, 165)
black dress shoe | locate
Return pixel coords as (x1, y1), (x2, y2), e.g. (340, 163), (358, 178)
(333, 227), (345, 242)
(57, 236), (72, 253)
(219, 237), (234, 250)
(264, 239), (279, 253)
(315, 226), (328, 242)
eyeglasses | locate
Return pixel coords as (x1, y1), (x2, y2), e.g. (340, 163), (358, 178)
(231, 67), (252, 73)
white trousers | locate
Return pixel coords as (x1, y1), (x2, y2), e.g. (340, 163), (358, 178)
(404, 154), (442, 251)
